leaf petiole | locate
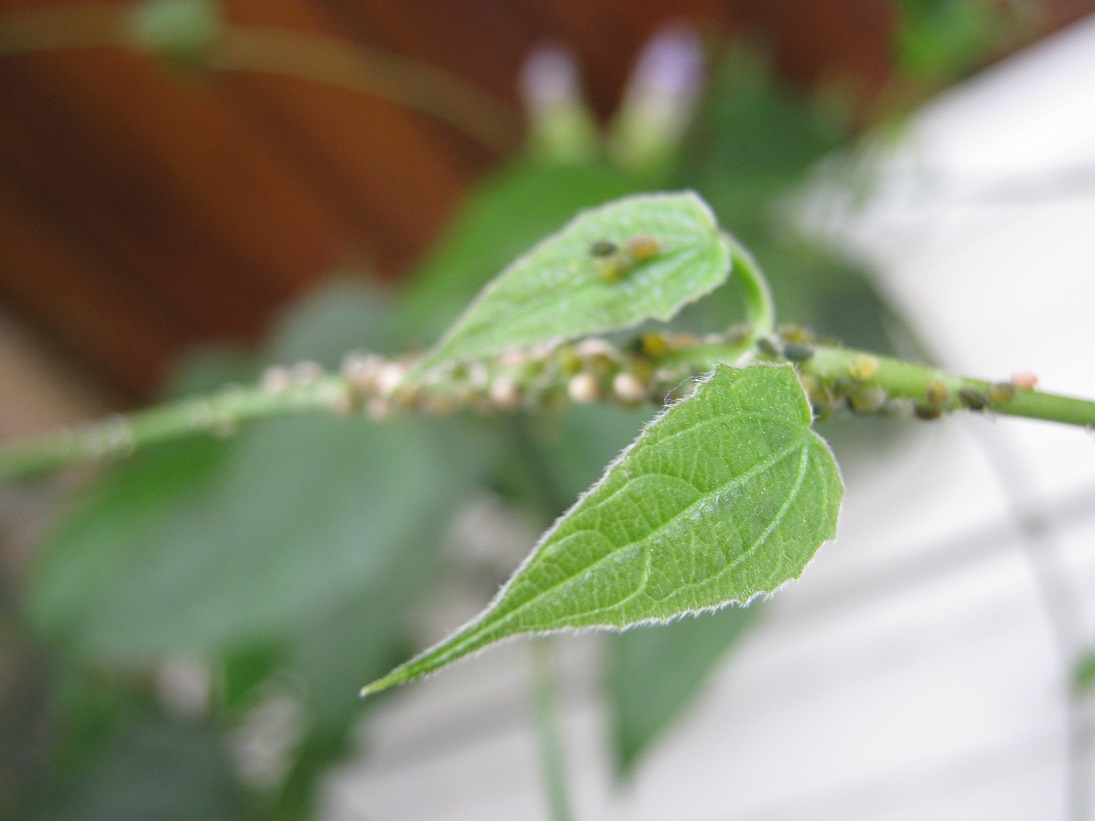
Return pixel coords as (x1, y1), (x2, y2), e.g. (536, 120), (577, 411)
(725, 236), (776, 338)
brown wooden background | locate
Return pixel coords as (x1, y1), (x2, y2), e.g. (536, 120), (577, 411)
(0, 0), (1089, 408)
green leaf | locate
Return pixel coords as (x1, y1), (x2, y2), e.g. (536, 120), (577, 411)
(413, 191), (731, 374)
(363, 363), (843, 695)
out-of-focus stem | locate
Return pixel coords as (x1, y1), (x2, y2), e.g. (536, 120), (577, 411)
(4, 336), (1095, 482)
(529, 639), (574, 821)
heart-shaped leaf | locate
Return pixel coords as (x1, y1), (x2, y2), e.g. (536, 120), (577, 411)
(363, 363), (842, 695)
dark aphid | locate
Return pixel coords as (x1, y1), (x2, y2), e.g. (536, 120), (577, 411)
(590, 239), (618, 257)
(756, 336), (780, 357)
(924, 379), (950, 408)
(958, 388), (988, 411)
(782, 342), (815, 362)
(988, 381), (1017, 404)
(914, 405), (943, 421)
(625, 234), (661, 261)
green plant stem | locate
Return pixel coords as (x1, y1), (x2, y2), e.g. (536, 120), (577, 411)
(799, 346), (1095, 427)
(528, 639), (574, 821)
(4, 338), (1095, 482)
(0, 376), (350, 480)
(725, 237), (775, 337)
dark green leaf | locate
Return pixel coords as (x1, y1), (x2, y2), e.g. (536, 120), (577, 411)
(17, 713), (243, 821)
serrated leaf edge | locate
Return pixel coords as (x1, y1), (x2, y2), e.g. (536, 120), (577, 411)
(362, 363), (841, 695)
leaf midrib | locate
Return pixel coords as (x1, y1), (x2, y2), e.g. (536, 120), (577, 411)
(484, 435), (807, 635)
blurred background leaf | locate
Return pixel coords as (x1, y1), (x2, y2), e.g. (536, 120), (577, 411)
(17, 710), (246, 821)
(894, 0), (1031, 83)
(608, 605), (756, 778)
(19, 282), (498, 817)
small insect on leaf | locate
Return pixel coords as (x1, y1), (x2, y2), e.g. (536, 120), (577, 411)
(625, 234), (662, 262)
(596, 256), (631, 282)
(411, 192), (732, 375)
(590, 239), (619, 257)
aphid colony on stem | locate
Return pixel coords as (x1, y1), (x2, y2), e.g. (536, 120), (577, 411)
(253, 317), (1041, 433)
(326, 330), (706, 419)
(754, 326), (1036, 424)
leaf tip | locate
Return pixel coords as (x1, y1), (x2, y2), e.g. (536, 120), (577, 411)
(359, 677), (395, 699)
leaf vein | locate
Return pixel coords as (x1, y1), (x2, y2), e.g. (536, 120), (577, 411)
(490, 437), (805, 631)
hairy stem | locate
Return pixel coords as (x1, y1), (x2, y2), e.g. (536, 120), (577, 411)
(0, 375), (350, 480)
(3, 335), (1095, 482)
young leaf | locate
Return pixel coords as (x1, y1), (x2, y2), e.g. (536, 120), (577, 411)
(413, 191), (731, 374)
(363, 363), (843, 696)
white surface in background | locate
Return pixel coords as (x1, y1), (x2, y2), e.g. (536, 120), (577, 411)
(324, 16), (1095, 821)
